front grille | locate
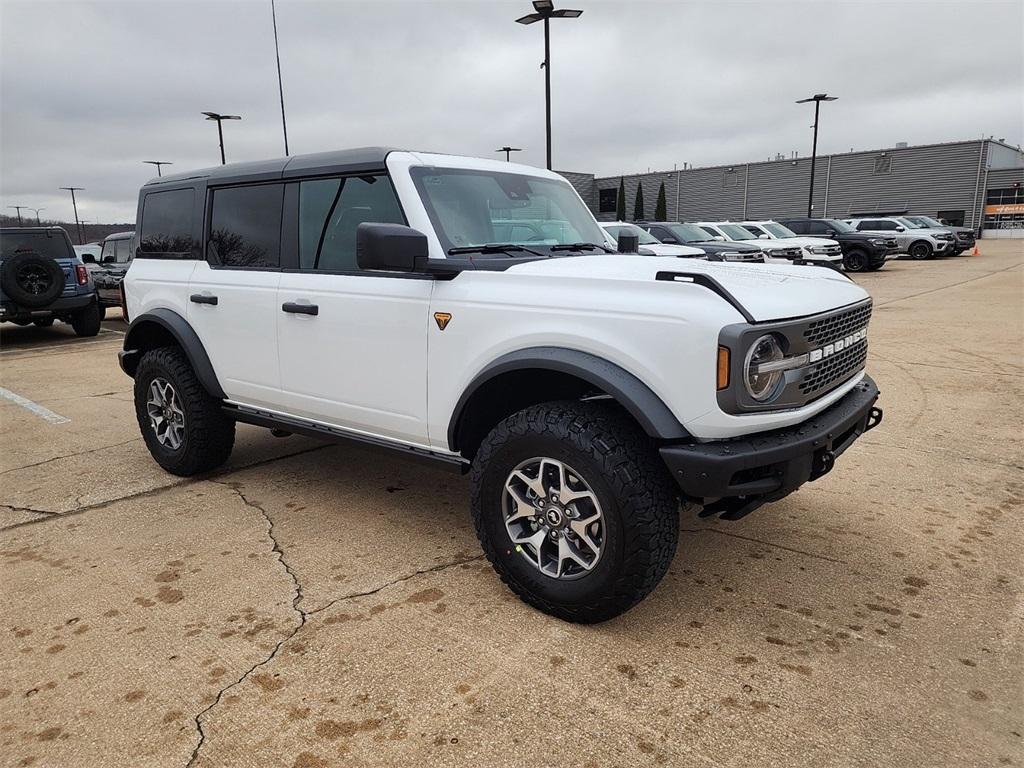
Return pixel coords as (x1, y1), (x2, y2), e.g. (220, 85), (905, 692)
(822, 245), (842, 255)
(800, 342), (867, 397)
(803, 301), (873, 345)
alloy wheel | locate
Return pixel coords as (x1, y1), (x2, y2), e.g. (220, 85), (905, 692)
(502, 457), (605, 579)
(146, 377), (185, 450)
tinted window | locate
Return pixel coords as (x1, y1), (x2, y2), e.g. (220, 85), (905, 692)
(0, 230), (73, 260)
(113, 239), (131, 262)
(784, 220), (809, 234)
(648, 226), (672, 241)
(298, 175), (404, 271)
(140, 188), (194, 255)
(859, 220), (893, 231)
(699, 226), (719, 237)
(209, 184), (284, 268)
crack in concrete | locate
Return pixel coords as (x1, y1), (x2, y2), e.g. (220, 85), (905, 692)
(184, 477), (482, 767)
(186, 481), (307, 768)
(681, 527), (846, 564)
(0, 437), (143, 476)
(0, 442), (331, 534)
(1, 504), (61, 518)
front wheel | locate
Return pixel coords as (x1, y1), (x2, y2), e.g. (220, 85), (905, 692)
(908, 241), (933, 260)
(134, 346), (235, 476)
(843, 249), (870, 272)
(470, 401), (680, 623)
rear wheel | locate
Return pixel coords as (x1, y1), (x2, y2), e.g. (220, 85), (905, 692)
(70, 301), (102, 336)
(843, 249), (870, 272)
(134, 346), (235, 476)
(471, 401), (680, 623)
(908, 241), (933, 260)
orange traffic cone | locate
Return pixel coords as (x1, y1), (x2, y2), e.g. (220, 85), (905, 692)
(972, 244), (980, 256)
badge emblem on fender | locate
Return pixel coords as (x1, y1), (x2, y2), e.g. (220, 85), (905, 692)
(434, 312), (452, 331)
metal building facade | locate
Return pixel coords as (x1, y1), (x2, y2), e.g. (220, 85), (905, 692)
(562, 138), (1023, 233)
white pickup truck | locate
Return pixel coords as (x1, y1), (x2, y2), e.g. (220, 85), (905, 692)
(119, 149), (882, 623)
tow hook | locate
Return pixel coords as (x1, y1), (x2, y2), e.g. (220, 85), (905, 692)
(866, 406), (883, 431)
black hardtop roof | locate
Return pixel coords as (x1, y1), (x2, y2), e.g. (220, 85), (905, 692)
(146, 146), (399, 187)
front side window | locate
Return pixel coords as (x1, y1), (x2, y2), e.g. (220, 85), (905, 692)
(140, 188), (194, 255)
(208, 184), (284, 268)
(100, 240), (116, 262)
(298, 175), (404, 271)
(411, 168), (605, 253)
(113, 239), (131, 262)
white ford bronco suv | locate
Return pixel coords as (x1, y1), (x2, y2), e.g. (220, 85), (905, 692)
(120, 148), (882, 623)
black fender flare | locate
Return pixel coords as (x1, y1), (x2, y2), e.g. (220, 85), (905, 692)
(447, 346), (689, 450)
(120, 308), (226, 399)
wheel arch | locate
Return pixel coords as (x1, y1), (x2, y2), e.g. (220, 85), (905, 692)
(121, 308), (225, 399)
(448, 347), (689, 459)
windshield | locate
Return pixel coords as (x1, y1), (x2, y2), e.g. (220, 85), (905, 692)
(1, 230), (73, 260)
(667, 223), (717, 243)
(825, 219), (856, 233)
(762, 222), (798, 238)
(896, 217), (924, 229)
(410, 167), (605, 252)
(602, 224), (660, 245)
(717, 223), (758, 241)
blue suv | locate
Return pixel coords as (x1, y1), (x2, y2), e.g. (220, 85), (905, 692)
(1, 226), (103, 336)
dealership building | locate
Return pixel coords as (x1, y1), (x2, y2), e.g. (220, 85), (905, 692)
(561, 137), (1024, 237)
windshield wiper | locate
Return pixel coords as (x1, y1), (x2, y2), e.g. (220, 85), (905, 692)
(447, 243), (547, 258)
(549, 242), (611, 253)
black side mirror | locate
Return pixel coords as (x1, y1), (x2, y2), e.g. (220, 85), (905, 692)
(102, 254), (116, 264)
(825, 230), (836, 237)
(662, 236), (679, 244)
(617, 232), (640, 253)
(895, 226), (905, 232)
(81, 253), (96, 264)
(356, 223), (428, 272)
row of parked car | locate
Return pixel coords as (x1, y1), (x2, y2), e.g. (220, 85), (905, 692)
(599, 214), (975, 273)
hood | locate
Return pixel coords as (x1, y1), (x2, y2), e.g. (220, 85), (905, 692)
(638, 243), (707, 257)
(762, 236), (839, 248)
(505, 254), (868, 322)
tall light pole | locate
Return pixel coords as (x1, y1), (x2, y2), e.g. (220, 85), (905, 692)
(201, 112), (242, 165)
(7, 205), (26, 225)
(144, 160), (173, 177)
(515, 0), (582, 171)
(29, 207), (44, 225)
(271, 0), (289, 156)
(496, 146), (523, 162)
(59, 187), (85, 244)
(796, 93), (837, 217)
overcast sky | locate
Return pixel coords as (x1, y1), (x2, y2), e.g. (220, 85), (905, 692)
(2, 0), (1022, 223)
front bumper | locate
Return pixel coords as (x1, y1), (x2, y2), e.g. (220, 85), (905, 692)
(660, 375), (881, 518)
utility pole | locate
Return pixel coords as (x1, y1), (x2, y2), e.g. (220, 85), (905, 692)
(202, 112), (242, 164)
(796, 93), (838, 217)
(496, 146), (523, 162)
(515, 1), (582, 170)
(59, 187), (85, 244)
(271, 0), (289, 155)
(143, 161), (173, 177)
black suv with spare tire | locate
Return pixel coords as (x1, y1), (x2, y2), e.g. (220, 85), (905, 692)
(0, 226), (103, 336)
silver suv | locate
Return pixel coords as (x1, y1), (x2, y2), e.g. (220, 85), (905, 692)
(845, 217), (955, 260)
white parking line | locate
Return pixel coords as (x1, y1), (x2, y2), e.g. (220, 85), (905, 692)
(0, 386), (70, 424)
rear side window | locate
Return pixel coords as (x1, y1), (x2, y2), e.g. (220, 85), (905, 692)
(785, 220), (809, 234)
(113, 239), (132, 262)
(208, 184), (284, 269)
(861, 219), (895, 231)
(297, 175), (404, 271)
(140, 189), (194, 256)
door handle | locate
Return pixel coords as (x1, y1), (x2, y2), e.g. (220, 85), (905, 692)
(190, 293), (218, 305)
(282, 301), (318, 316)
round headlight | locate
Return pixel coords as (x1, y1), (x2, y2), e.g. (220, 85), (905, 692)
(744, 334), (785, 401)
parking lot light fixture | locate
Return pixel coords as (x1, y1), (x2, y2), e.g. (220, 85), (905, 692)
(796, 93), (838, 217)
(29, 207), (44, 225)
(496, 146), (523, 162)
(143, 160), (173, 177)
(515, 1), (583, 171)
(7, 205), (26, 225)
(202, 112), (242, 165)
(58, 187), (85, 244)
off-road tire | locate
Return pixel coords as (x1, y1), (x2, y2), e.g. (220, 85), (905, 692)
(32, 317), (54, 327)
(70, 301), (102, 337)
(0, 251), (64, 307)
(134, 346), (235, 476)
(843, 249), (869, 273)
(470, 400), (680, 623)
(908, 241), (933, 260)
(97, 304), (107, 320)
